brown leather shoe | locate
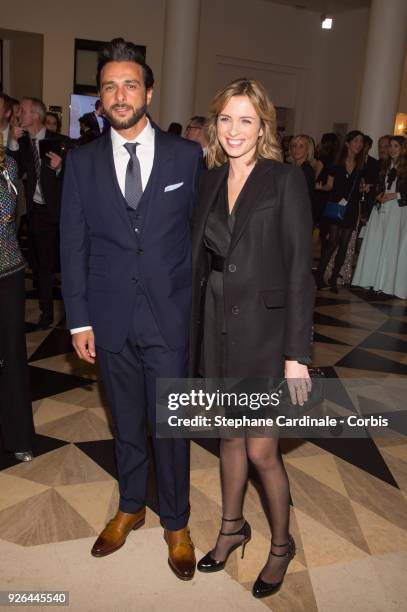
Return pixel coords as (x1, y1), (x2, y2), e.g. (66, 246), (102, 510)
(91, 508), (146, 557)
(164, 526), (196, 580)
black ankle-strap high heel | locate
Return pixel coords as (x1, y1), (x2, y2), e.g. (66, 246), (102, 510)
(252, 534), (296, 598)
(197, 516), (252, 573)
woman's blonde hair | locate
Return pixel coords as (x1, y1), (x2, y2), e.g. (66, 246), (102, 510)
(205, 78), (282, 169)
(288, 134), (315, 165)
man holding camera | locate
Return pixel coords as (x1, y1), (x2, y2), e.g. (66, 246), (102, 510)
(9, 97), (70, 328)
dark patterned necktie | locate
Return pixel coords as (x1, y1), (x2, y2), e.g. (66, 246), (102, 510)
(31, 138), (41, 180)
(31, 137), (44, 201)
(124, 142), (143, 210)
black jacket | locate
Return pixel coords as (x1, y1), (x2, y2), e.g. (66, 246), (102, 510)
(81, 111), (109, 135)
(9, 130), (71, 224)
(376, 170), (407, 207)
(190, 159), (315, 377)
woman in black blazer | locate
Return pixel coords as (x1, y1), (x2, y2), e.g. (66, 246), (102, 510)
(190, 79), (315, 598)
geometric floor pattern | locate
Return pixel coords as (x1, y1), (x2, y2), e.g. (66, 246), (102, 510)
(1, 275), (406, 611)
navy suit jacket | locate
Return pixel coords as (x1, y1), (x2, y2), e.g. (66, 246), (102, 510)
(60, 125), (202, 352)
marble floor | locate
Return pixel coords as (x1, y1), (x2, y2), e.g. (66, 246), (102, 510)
(0, 275), (406, 611)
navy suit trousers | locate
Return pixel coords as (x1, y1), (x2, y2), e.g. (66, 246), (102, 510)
(97, 288), (190, 530)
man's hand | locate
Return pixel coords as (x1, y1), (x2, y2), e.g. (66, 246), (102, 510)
(72, 329), (96, 364)
(46, 151), (63, 171)
(285, 360), (311, 407)
(10, 124), (24, 141)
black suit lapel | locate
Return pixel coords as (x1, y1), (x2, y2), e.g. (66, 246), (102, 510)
(192, 163), (228, 265)
(140, 126), (174, 236)
(228, 159), (276, 254)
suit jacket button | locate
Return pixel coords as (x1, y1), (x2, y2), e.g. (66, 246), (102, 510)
(231, 306), (239, 315)
(228, 263), (237, 272)
(137, 248), (144, 255)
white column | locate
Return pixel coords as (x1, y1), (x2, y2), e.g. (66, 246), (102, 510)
(159, 0), (201, 131)
(356, 0), (407, 152)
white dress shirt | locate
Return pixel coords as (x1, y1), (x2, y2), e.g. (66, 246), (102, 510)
(95, 112), (104, 133)
(110, 118), (155, 194)
(31, 127), (47, 204)
(71, 118), (155, 335)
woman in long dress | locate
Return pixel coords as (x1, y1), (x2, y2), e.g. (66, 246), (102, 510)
(352, 136), (407, 299)
(190, 78), (314, 599)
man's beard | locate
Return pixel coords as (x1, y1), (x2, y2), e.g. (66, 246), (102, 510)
(105, 102), (148, 130)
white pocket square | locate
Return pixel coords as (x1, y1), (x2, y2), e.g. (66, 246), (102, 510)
(164, 182), (184, 192)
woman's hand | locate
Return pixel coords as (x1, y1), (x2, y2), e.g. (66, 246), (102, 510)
(382, 192), (397, 202)
(285, 360), (312, 407)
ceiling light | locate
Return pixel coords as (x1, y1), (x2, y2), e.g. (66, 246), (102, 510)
(321, 15), (333, 30)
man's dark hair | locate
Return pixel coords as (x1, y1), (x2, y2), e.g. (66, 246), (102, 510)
(0, 92), (14, 115)
(79, 114), (98, 131)
(96, 38), (154, 91)
(168, 122), (182, 136)
(363, 134), (373, 148)
(95, 99), (102, 111)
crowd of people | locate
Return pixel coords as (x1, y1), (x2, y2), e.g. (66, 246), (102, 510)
(0, 36), (406, 600)
(282, 130), (407, 298)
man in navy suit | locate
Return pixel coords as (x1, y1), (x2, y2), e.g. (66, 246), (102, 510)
(60, 38), (201, 580)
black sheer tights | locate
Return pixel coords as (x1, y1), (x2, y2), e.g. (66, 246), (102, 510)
(211, 436), (292, 583)
(318, 223), (354, 283)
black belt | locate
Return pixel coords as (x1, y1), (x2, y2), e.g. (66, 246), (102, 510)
(210, 252), (225, 272)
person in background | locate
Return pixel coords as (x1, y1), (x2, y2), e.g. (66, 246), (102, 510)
(167, 122), (182, 136)
(81, 99), (110, 135)
(378, 134), (391, 164)
(358, 135), (380, 225)
(0, 93), (13, 146)
(185, 115), (208, 150)
(8, 97), (69, 328)
(315, 130), (365, 291)
(10, 98), (20, 124)
(0, 135), (35, 462)
(288, 134), (316, 202)
(4, 97), (26, 230)
(352, 135), (407, 299)
(76, 114), (100, 146)
(313, 132), (340, 230)
(281, 134), (292, 162)
(45, 112), (62, 134)
(363, 135), (380, 185)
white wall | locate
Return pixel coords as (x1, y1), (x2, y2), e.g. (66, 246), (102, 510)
(195, 0), (369, 140)
(0, 0), (388, 141)
(399, 49), (407, 113)
(1, 0), (166, 130)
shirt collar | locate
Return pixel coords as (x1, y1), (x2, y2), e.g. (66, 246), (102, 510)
(111, 117), (154, 152)
(33, 127), (46, 141)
